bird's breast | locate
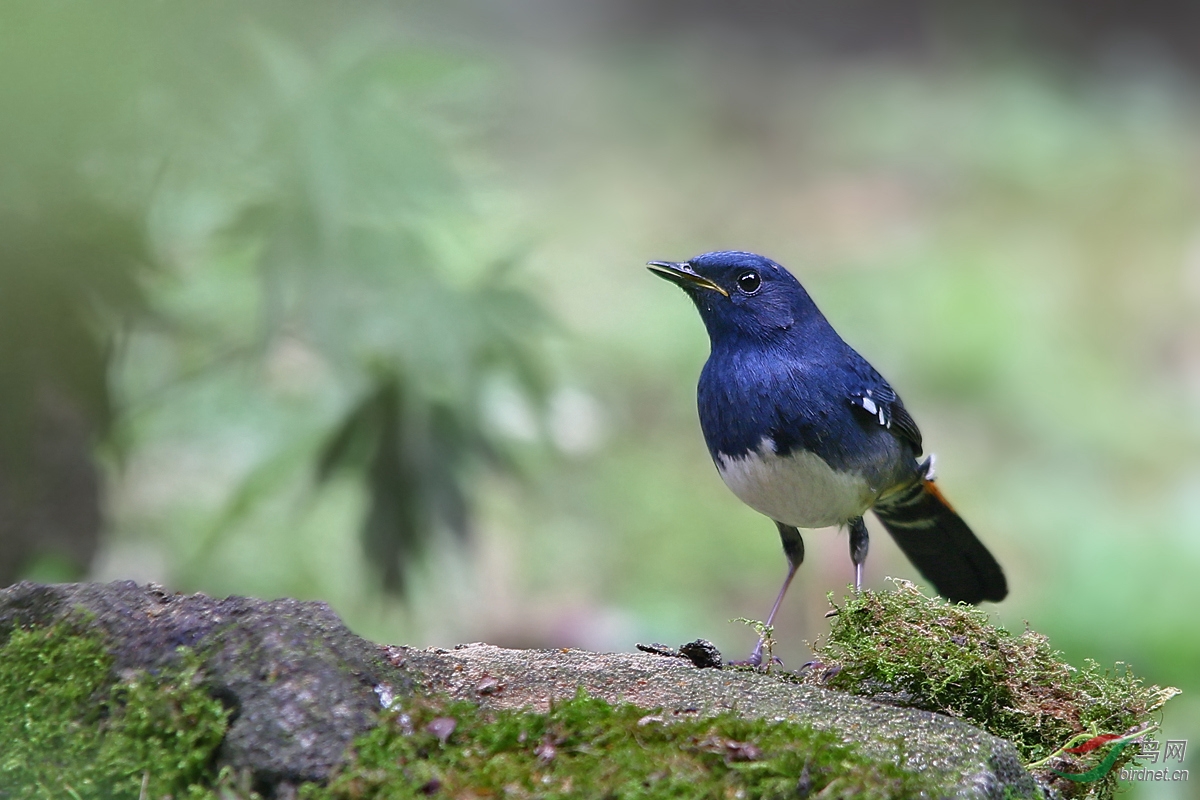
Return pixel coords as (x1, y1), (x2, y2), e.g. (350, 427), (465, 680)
(715, 438), (877, 529)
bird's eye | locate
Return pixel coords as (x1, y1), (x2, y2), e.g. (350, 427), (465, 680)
(736, 271), (761, 295)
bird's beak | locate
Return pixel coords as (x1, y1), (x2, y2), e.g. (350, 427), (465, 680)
(646, 261), (729, 297)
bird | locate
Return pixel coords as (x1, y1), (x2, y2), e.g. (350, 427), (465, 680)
(648, 250), (1007, 665)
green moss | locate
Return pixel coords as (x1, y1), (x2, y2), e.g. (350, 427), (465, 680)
(0, 622), (230, 799)
(803, 580), (1179, 799)
(4, 583), (1171, 799)
(304, 691), (941, 800)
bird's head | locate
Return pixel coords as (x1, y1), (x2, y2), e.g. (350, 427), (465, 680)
(647, 251), (816, 345)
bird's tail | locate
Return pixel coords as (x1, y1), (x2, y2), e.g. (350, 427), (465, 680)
(873, 479), (1007, 604)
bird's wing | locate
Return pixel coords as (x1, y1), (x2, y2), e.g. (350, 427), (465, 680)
(847, 380), (923, 456)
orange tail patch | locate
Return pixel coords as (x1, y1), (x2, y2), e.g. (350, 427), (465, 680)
(922, 479), (957, 514)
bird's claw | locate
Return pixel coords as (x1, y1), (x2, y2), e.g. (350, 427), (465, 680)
(727, 653), (784, 669)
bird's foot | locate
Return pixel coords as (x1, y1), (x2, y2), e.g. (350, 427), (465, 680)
(727, 641), (764, 667)
(727, 649), (783, 669)
(794, 660), (841, 681)
(726, 655), (762, 668)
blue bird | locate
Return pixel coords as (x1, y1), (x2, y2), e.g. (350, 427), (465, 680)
(648, 251), (1007, 665)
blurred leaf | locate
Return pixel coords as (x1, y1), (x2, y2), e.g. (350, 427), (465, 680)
(317, 372), (494, 594)
(162, 25), (553, 595)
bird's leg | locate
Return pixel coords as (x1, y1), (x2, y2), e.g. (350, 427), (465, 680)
(744, 522), (804, 666)
(848, 515), (869, 593)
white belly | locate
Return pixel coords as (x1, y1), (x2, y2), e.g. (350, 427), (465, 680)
(715, 439), (876, 528)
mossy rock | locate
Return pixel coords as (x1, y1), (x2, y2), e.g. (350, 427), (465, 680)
(310, 691), (951, 799)
(0, 581), (1174, 798)
(798, 580), (1179, 799)
(0, 580), (416, 794)
(385, 641), (1038, 797)
(0, 621), (227, 799)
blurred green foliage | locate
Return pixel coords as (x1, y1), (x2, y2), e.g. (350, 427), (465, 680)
(0, 2), (547, 594)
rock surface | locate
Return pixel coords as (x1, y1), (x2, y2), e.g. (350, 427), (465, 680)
(392, 642), (1039, 799)
(0, 582), (1040, 798)
(0, 581), (414, 791)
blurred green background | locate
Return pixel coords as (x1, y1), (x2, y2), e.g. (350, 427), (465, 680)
(1, 2), (1197, 794)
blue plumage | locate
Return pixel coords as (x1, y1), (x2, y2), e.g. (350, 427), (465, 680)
(649, 250), (1006, 664)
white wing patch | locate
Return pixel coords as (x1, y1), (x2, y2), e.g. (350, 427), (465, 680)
(716, 437), (877, 529)
(851, 388), (889, 428)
